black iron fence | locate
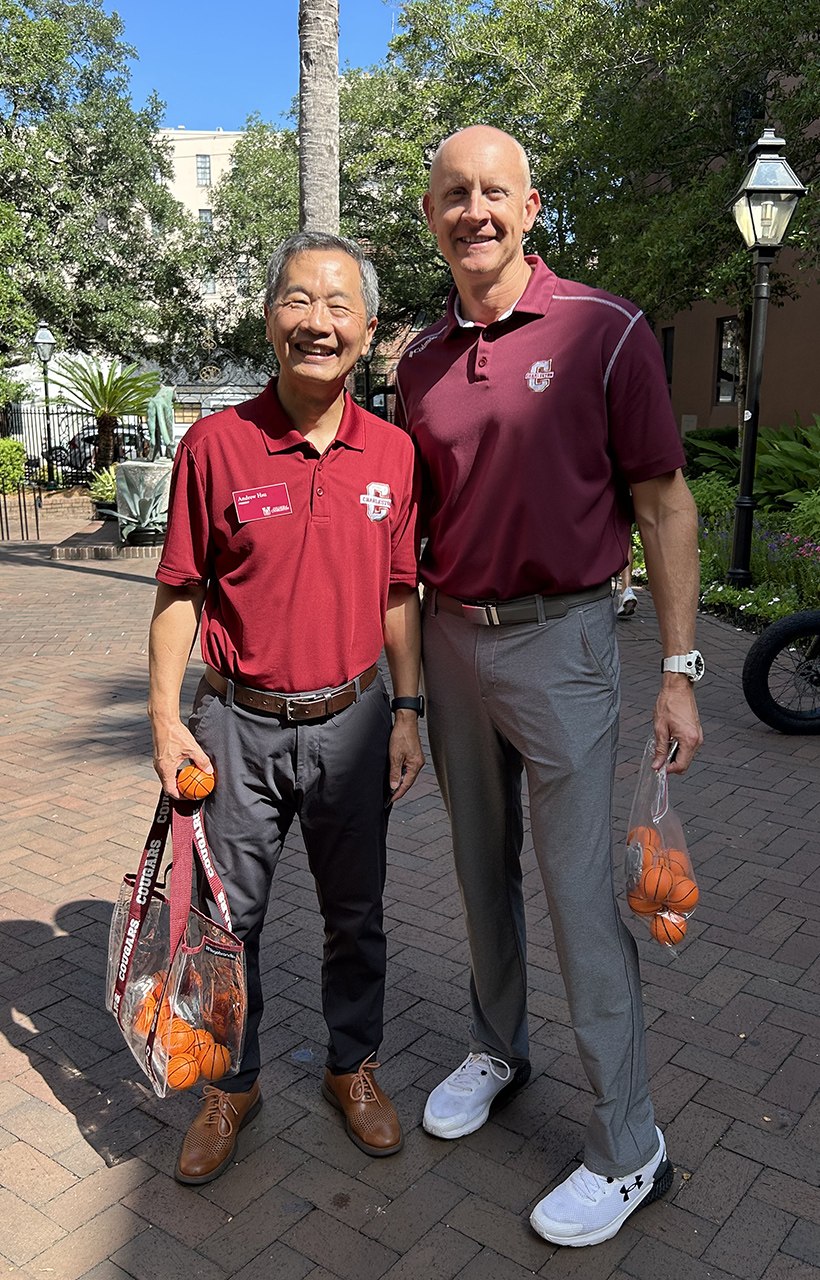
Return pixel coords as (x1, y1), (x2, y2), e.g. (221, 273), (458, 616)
(0, 482), (42, 541)
(1, 404), (148, 487)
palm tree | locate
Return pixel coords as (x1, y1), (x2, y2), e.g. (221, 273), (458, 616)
(298, 0), (340, 232)
(49, 358), (160, 469)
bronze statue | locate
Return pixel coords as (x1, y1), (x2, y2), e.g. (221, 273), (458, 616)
(147, 385), (176, 460)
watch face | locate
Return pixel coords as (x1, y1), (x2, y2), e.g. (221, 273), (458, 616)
(692, 651), (705, 680)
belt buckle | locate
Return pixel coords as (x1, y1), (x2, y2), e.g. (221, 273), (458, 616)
(461, 603), (500, 626)
(284, 691), (329, 721)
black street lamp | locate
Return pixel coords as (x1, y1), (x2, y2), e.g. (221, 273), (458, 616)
(33, 321), (57, 486)
(361, 346), (374, 413)
(727, 129), (806, 586)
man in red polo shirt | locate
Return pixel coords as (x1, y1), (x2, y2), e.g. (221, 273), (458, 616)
(148, 231), (423, 1185)
(396, 126), (703, 1247)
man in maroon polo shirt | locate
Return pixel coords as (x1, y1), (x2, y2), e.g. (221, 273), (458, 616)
(148, 231), (424, 1184)
(396, 126), (703, 1247)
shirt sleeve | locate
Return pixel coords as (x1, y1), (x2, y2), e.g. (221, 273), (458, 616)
(156, 443), (211, 587)
(388, 437), (420, 588)
(606, 315), (686, 484)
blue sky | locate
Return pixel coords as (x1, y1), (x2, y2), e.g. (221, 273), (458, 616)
(109, 0), (401, 130)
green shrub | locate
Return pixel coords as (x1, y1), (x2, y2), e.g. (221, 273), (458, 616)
(687, 414), (820, 509)
(789, 489), (820, 541)
(89, 465), (118, 502)
(687, 474), (736, 522)
(683, 424), (738, 479)
(0, 437), (25, 490)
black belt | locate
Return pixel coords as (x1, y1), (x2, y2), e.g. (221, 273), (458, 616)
(205, 663), (378, 720)
(430, 581), (612, 626)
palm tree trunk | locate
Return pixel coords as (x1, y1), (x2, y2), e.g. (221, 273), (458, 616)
(96, 413), (118, 470)
(298, 0), (340, 233)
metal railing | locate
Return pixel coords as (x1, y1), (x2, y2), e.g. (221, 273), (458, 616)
(0, 482), (42, 541)
(2, 404), (148, 487)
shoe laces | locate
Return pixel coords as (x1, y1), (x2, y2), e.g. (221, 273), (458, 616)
(571, 1165), (615, 1203)
(450, 1053), (512, 1093)
(201, 1085), (239, 1137)
(349, 1054), (381, 1104)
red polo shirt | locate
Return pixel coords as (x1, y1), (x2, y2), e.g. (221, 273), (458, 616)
(157, 381), (419, 693)
(395, 256), (684, 600)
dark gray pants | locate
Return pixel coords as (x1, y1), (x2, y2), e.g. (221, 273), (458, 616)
(422, 594), (657, 1177)
(189, 673), (392, 1090)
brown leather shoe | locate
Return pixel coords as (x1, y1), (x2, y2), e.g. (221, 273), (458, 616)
(322, 1056), (403, 1157)
(175, 1082), (262, 1185)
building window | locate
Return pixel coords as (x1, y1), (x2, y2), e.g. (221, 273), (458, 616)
(199, 208), (213, 238)
(196, 154), (212, 186)
(661, 327), (674, 393)
(716, 317), (740, 404)
(202, 274), (217, 295)
(174, 404), (202, 424)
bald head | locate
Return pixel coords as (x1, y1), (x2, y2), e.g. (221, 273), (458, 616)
(429, 126), (532, 191)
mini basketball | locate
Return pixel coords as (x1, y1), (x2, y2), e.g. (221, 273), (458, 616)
(134, 995), (157, 1037)
(152, 971), (167, 1000)
(167, 1054), (200, 1090)
(641, 864), (674, 904)
(199, 1041), (230, 1081)
(650, 912), (687, 946)
(191, 1028), (214, 1060)
(167, 1018), (197, 1056)
(666, 876), (699, 914)
(627, 890), (660, 917)
(665, 848), (689, 880)
(177, 765), (215, 801)
(628, 825), (662, 854)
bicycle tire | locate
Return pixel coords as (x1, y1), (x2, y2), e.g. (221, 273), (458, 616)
(742, 610), (820, 734)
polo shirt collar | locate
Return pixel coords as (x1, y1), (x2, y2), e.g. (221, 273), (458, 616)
(258, 379), (366, 454)
(444, 255), (557, 338)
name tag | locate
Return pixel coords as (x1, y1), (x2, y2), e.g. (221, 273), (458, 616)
(233, 484), (292, 523)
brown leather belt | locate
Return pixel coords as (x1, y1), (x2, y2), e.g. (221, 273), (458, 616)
(205, 663), (378, 720)
(431, 581), (612, 626)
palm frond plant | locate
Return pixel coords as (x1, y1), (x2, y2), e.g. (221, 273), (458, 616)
(49, 358), (160, 469)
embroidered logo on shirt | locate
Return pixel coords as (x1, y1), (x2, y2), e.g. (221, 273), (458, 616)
(360, 482), (392, 522)
(406, 333), (439, 358)
(525, 359), (555, 392)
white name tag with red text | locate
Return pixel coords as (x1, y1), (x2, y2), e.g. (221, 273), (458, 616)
(233, 484), (292, 523)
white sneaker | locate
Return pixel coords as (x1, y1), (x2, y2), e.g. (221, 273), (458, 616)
(616, 586), (637, 617)
(423, 1053), (530, 1139)
(530, 1127), (671, 1247)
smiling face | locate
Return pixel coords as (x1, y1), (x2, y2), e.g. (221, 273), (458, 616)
(265, 249), (377, 396)
(423, 127), (540, 288)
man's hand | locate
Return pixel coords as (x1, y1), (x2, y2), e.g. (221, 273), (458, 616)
(152, 718), (214, 799)
(652, 677), (702, 775)
(388, 710), (425, 802)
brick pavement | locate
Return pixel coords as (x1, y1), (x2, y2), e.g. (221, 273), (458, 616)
(2, 533), (820, 1280)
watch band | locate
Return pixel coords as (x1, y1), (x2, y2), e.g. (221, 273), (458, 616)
(661, 651), (704, 682)
(391, 696), (425, 717)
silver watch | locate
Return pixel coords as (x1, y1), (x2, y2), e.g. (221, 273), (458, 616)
(661, 650), (704, 682)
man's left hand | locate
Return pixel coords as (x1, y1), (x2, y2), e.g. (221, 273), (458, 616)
(652, 678), (703, 775)
(388, 712), (425, 802)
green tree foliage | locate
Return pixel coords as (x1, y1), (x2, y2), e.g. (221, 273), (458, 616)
(50, 356), (159, 468)
(0, 436), (25, 488)
(0, 0), (206, 387)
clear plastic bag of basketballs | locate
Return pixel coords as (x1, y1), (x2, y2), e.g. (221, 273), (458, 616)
(106, 794), (247, 1098)
(623, 737), (699, 952)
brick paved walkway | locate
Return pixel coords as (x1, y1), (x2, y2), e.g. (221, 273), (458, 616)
(2, 532), (820, 1280)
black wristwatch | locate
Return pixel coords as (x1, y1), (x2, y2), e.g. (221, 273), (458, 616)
(391, 696), (425, 718)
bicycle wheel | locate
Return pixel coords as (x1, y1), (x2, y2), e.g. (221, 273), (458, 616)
(742, 611), (820, 734)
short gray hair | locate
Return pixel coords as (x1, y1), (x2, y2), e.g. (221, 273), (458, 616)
(265, 232), (379, 321)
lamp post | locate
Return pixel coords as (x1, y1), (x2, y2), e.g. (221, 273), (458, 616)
(33, 321), (57, 486)
(361, 346), (374, 413)
(727, 130), (806, 586)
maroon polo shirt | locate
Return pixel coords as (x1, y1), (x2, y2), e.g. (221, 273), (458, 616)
(157, 381), (419, 693)
(395, 256), (684, 600)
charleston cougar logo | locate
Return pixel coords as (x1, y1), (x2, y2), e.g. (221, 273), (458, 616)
(360, 482), (392, 522)
(526, 359), (555, 392)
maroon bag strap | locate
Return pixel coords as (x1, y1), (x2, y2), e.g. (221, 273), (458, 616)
(111, 792), (172, 1025)
(169, 802), (234, 955)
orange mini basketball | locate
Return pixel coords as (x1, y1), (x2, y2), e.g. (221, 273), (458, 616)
(628, 825), (662, 854)
(665, 848), (689, 880)
(627, 890), (660, 917)
(134, 995), (157, 1037)
(666, 876), (699, 914)
(167, 1018), (197, 1056)
(177, 765), (215, 801)
(191, 1028), (214, 1060)
(198, 1041), (230, 1081)
(166, 1054), (200, 1090)
(641, 864), (674, 904)
(650, 912), (687, 946)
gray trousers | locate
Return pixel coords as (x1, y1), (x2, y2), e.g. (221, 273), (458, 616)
(422, 593), (656, 1176)
(189, 673), (392, 1089)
